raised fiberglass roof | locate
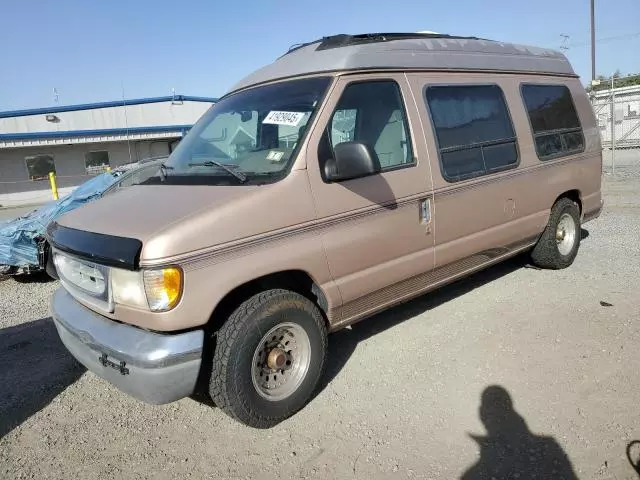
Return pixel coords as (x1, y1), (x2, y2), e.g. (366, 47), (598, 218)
(230, 33), (575, 93)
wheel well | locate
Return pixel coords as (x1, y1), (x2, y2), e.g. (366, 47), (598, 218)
(556, 189), (582, 214)
(206, 270), (328, 333)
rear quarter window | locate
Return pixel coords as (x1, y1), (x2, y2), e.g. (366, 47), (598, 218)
(520, 84), (585, 160)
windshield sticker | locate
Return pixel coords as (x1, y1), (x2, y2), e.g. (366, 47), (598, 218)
(263, 111), (305, 126)
(266, 150), (285, 162)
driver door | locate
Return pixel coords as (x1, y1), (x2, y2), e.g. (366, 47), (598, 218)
(305, 73), (435, 323)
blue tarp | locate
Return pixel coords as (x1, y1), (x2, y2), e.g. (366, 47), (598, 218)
(0, 173), (118, 267)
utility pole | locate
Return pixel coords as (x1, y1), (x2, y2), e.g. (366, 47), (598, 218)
(590, 0), (596, 82)
(610, 73), (616, 174)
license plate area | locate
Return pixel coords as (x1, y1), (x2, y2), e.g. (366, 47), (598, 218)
(98, 353), (130, 375)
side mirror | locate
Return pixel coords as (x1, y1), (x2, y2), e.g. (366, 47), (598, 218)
(324, 141), (381, 182)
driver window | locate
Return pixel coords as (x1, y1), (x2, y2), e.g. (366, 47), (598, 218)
(328, 81), (414, 169)
(331, 109), (357, 145)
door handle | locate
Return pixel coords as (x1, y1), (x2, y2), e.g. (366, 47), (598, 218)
(420, 198), (432, 235)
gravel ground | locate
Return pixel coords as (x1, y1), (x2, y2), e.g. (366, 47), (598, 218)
(1, 171), (640, 479)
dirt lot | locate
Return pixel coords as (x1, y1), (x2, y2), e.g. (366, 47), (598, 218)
(1, 169), (640, 479)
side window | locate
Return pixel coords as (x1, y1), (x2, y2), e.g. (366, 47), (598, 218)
(425, 85), (518, 182)
(330, 109), (357, 145)
(521, 84), (584, 160)
(327, 81), (413, 170)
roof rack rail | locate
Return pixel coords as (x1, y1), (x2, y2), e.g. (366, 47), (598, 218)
(282, 32), (488, 57)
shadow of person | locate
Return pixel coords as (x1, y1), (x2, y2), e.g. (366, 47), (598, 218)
(461, 385), (578, 480)
(0, 317), (85, 439)
(627, 440), (640, 477)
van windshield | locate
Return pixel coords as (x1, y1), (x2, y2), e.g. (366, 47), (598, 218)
(161, 76), (331, 185)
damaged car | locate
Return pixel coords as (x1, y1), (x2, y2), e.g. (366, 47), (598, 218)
(0, 158), (164, 278)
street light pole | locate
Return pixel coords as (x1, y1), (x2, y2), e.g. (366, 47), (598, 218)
(591, 0), (596, 82)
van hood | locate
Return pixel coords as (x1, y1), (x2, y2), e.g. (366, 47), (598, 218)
(54, 171), (316, 264)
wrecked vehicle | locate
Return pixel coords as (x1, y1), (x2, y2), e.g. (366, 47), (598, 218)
(0, 158), (164, 277)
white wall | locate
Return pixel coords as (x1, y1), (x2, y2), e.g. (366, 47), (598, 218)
(0, 100), (213, 135)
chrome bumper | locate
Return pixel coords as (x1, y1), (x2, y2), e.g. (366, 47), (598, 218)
(51, 287), (204, 404)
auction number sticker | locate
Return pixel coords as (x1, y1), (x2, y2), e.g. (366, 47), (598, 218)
(263, 111), (305, 126)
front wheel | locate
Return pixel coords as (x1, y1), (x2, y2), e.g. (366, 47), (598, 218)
(531, 198), (581, 269)
(209, 289), (327, 428)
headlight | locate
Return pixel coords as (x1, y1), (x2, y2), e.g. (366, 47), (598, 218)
(143, 267), (183, 312)
(111, 268), (147, 309)
(111, 266), (183, 312)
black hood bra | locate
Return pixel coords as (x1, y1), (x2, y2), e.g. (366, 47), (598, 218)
(46, 222), (143, 271)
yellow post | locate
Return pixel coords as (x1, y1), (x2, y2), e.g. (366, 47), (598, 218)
(105, 166), (112, 172)
(49, 171), (59, 200)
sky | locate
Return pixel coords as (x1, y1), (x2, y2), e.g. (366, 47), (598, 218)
(0, 0), (638, 110)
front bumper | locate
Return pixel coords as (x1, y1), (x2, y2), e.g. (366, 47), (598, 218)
(51, 287), (204, 404)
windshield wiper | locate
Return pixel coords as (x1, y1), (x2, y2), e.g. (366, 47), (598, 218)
(187, 160), (247, 183)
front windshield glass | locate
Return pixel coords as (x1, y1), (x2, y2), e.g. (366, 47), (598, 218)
(162, 76), (331, 185)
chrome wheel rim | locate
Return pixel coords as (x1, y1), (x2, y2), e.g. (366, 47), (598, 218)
(251, 322), (311, 401)
(556, 213), (577, 256)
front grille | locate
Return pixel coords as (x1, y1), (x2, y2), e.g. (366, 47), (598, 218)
(53, 249), (113, 313)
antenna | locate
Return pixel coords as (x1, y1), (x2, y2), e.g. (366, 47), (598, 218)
(560, 34), (570, 51)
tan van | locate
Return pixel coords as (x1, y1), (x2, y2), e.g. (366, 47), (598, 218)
(48, 33), (603, 428)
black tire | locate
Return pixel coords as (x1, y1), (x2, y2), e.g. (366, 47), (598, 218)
(209, 289), (327, 428)
(531, 198), (581, 269)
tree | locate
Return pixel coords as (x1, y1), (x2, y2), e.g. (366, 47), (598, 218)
(586, 72), (640, 92)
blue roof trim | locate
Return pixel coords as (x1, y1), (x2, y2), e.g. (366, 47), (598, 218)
(0, 95), (218, 119)
(0, 125), (193, 141)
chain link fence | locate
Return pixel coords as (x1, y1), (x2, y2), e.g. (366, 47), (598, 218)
(590, 87), (640, 174)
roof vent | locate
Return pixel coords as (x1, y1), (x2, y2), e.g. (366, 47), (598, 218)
(283, 32), (486, 56)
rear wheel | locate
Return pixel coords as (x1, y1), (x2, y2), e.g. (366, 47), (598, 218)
(531, 198), (581, 269)
(209, 289), (327, 428)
